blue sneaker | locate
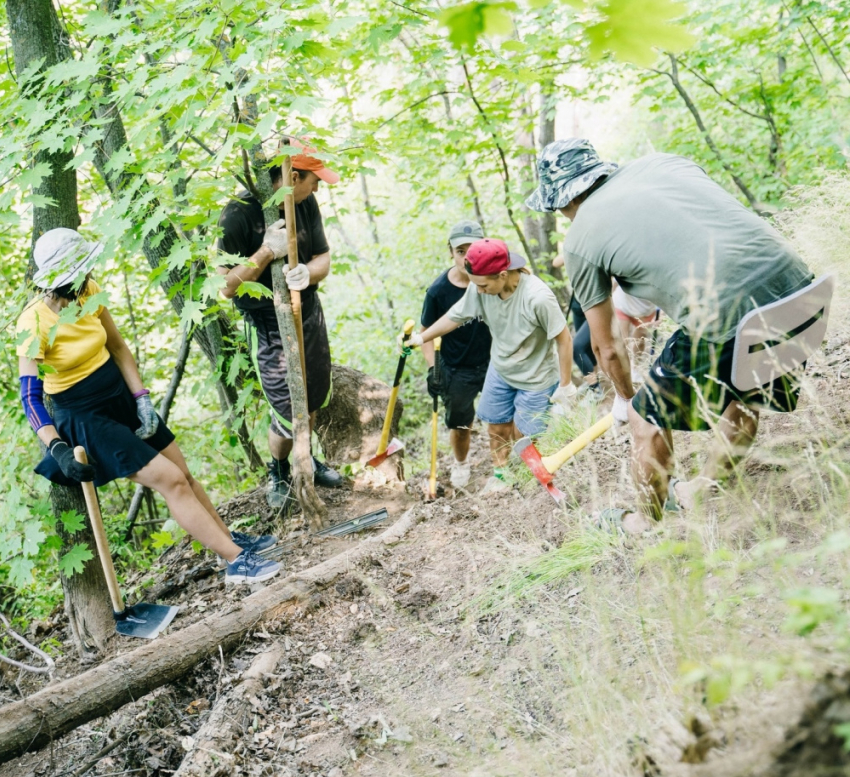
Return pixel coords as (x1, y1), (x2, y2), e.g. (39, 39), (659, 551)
(230, 530), (278, 554)
(225, 549), (281, 584)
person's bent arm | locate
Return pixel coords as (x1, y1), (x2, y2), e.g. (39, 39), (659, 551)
(584, 298), (635, 399)
(305, 251), (330, 285)
(217, 244), (275, 300)
(553, 325), (574, 387)
(101, 308), (144, 395)
(420, 335), (435, 368)
(420, 314), (461, 344)
(18, 356), (59, 448)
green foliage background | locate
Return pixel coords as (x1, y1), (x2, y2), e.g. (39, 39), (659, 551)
(0, 0), (847, 628)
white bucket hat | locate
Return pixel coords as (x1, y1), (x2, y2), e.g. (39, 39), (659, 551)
(32, 228), (104, 290)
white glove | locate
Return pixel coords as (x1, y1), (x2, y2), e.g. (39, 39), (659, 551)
(613, 394), (631, 424)
(397, 332), (423, 353)
(262, 218), (288, 259)
(285, 263), (311, 291)
(549, 383), (578, 412)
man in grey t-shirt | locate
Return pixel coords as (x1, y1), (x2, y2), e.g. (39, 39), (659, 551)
(527, 138), (814, 532)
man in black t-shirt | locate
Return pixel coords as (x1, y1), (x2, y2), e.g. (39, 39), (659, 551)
(420, 220), (492, 489)
(217, 144), (344, 510)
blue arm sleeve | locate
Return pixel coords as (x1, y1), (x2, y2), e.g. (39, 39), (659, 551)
(20, 375), (53, 433)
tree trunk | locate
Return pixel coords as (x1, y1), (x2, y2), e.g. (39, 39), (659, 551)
(0, 507), (420, 764)
(173, 646), (285, 776)
(7, 0), (113, 655)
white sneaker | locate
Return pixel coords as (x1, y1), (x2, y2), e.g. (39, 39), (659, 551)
(480, 475), (509, 495)
(450, 460), (471, 488)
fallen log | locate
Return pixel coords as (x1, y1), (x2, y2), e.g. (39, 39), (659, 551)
(174, 646), (285, 777)
(0, 506), (421, 764)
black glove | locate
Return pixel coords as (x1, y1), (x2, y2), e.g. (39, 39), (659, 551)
(49, 440), (96, 483)
(427, 366), (441, 400)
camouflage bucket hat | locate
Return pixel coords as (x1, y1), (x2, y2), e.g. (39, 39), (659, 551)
(525, 138), (618, 213)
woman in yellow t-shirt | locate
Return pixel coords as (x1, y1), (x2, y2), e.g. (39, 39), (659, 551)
(17, 228), (280, 585)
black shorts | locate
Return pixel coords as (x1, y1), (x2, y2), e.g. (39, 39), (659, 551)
(244, 300), (332, 439)
(632, 328), (802, 431)
(36, 358), (175, 487)
(438, 362), (488, 430)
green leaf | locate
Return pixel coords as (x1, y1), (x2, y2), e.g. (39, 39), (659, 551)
(150, 531), (175, 550)
(59, 510), (86, 534)
(440, 2), (518, 51)
(586, 0), (695, 66)
(180, 300), (205, 327)
(58, 543), (94, 577)
(235, 281), (273, 300)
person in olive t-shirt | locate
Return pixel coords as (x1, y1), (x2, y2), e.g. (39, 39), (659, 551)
(420, 220), (492, 489)
(411, 239), (576, 495)
(217, 144), (344, 511)
(526, 138), (815, 533)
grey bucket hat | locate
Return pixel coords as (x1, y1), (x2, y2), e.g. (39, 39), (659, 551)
(448, 219), (485, 248)
(32, 228), (103, 290)
(525, 138), (618, 213)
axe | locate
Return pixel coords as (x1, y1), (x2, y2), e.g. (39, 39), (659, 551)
(514, 413), (614, 502)
(367, 319), (415, 468)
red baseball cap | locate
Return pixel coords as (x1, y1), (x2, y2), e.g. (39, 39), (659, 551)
(465, 239), (527, 276)
(289, 139), (340, 184)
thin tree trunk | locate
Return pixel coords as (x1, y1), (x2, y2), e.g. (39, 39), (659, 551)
(7, 0), (113, 655)
(663, 54), (761, 211)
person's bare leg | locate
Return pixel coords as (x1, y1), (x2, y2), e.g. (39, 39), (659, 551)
(268, 429), (293, 461)
(158, 442), (230, 536)
(675, 401), (759, 509)
(130, 453), (242, 561)
(450, 427), (471, 463)
(488, 421), (517, 468)
(620, 402), (674, 533)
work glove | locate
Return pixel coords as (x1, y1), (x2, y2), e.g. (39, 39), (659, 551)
(549, 383), (578, 416)
(262, 218), (289, 259)
(397, 331), (423, 355)
(49, 439), (96, 482)
(135, 394), (160, 439)
(284, 263), (311, 291)
(612, 394), (631, 424)
(427, 366), (441, 399)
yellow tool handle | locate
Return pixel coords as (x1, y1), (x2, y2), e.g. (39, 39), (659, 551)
(542, 413), (614, 474)
(403, 319), (415, 338)
(74, 447), (125, 613)
(376, 384), (400, 455)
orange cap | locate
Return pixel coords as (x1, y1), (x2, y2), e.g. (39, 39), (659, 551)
(289, 138), (340, 184)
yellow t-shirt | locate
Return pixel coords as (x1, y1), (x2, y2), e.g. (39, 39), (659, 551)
(16, 280), (110, 394)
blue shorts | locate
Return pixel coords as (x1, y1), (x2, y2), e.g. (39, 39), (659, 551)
(476, 364), (557, 437)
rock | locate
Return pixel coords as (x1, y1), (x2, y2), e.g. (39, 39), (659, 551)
(434, 752), (450, 767)
(308, 652), (333, 670)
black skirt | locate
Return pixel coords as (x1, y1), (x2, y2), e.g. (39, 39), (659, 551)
(35, 358), (175, 487)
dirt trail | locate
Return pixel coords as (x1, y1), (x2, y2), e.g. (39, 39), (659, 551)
(5, 334), (850, 776)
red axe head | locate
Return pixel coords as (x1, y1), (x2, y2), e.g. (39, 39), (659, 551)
(513, 437), (566, 503)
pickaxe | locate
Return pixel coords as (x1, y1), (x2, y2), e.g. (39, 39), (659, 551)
(514, 413), (614, 503)
(367, 319), (415, 468)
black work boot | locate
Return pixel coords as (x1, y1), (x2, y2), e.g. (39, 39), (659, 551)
(312, 456), (344, 488)
(267, 459), (297, 513)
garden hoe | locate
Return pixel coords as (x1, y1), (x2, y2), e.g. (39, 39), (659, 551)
(514, 413), (614, 503)
(74, 447), (179, 639)
(426, 337), (442, 501)
(367, 319), (415, 468)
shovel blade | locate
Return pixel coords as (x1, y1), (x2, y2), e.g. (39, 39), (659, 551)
(115, 603), (179, 640)
(366, 438), (404, 468)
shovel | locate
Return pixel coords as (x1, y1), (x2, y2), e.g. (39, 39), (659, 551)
(426, 337), (442, 500)
(367, 319), (415, 468)
(514, 413), (614, 503)
(74, 447), (179, 639)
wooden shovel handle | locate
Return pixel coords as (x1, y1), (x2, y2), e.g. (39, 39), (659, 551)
(73, 447), (124, 614)
(281, 149), (307, 389)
